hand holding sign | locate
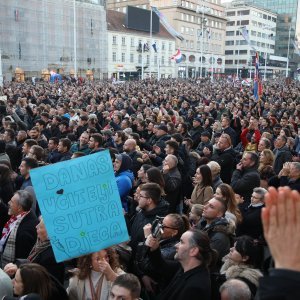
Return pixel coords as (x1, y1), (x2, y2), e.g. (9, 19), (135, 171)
(30, 150), (129, 262)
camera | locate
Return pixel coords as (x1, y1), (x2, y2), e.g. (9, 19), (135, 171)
(151, 216), (164, 240)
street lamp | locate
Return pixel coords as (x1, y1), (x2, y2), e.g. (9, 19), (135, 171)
(286, 25), (292, 78)
(196, 6), (210, 78)
(0, 48), (3, 87)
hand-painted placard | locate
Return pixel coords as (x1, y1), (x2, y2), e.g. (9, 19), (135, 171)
(30, 150), (129, 262)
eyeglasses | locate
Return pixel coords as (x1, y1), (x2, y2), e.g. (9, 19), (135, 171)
(162, 224), (178, 230)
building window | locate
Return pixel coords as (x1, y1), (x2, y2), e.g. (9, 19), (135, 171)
(225, 50), (234, 55)
(162, 56), (165, 65)
(225, 40), (234, 46)
(162, 42), (165, 50)
(225, 60), (233, 64)
(138, 54), (142, 64)
(113, 36), (117, 45)
(238, 10), (250, 16)
(131, 38), (134, 47)
(154, 55), (157, 64)
(122, 53), (125, 62)
(169, 42), (172, 51)
(122, 37), (126, 46)
(226, 11), (235, 17)
(226, 31), (234, 36)
(241, 20), (249, 25)
(227, 21), (235, 26)
(112, 52), (116, 62)
(130, 53), (134, 63)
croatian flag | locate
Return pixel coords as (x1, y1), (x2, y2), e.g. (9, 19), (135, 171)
(171, 49), (182, 63)
(253, 52), (263, 101)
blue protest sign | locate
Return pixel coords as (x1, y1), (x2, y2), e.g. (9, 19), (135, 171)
(30, 150), (129, 262)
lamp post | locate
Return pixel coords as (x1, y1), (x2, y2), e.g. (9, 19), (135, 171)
(73, 0), (77, 78)
(264, 52), (267, 81)
(149, 6), (153, 78)
(197, 6), (210, 78)
(286, 25), (292, 78)
(0, 48), (3, 87)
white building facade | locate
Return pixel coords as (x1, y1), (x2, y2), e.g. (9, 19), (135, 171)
(107, 0), (227, 78)
(107, 10), (176, 80)
(225, 2), (277, 78)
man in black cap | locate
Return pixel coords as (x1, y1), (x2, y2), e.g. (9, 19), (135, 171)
(153, 124), (170, 153)
(195, 131), (212, 156)
(189, 117), (204, 149)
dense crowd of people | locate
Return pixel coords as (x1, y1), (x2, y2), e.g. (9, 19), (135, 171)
(0, 77), (300, 300)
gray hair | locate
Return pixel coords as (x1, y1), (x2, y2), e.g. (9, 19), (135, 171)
(253, 187), (268, 200)
(14, 190), (33, 211)
(166, 154), (178, 167)
(292, 162), (300, 172)
(219, 279), (251, 300)
(207, 161), (221, 176)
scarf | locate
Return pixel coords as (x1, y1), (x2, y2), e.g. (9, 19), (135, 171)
(28, 238), (51, 262)
(1, 212), (29, 268)
(0, 212), (27, 252)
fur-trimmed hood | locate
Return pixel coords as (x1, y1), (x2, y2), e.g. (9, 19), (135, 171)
(220, 256), (263, 287)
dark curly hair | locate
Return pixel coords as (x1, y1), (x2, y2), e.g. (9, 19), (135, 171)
(77, 247), (120, 280)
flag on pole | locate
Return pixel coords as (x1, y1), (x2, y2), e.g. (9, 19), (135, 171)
(240, 26), (257, 51)
(171, 49), (182, 63)
(293, 40), (300, 55)
(152, 7), (184, 41)
(206, 28), (211, 39)
(253, 52), (263, 101)
(152, 42), (158, 53)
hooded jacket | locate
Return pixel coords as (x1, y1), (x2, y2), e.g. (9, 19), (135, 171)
(115, 153), (134, 212)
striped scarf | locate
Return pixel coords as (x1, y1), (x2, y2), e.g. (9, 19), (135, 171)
(0, 212), (27, 252)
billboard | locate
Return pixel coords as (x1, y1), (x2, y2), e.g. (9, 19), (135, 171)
(126, 6), (159, 33)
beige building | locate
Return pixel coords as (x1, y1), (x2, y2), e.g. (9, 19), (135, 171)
(107, 0), (227, 78)
(107, 10), (176, 79)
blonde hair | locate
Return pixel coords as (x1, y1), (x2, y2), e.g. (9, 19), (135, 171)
(259, 149), (274, 171)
